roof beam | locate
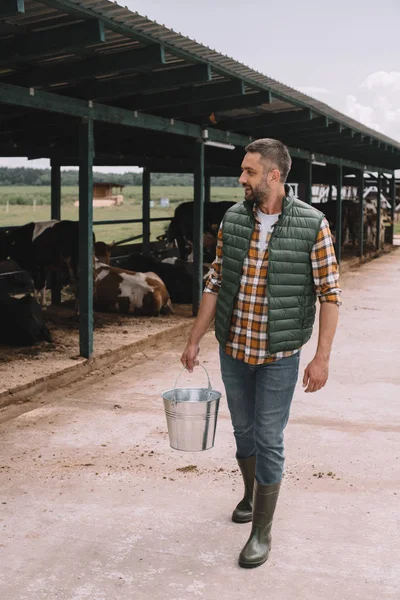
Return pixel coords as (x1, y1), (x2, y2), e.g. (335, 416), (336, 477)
(256, 116), (329, 137)
(0, 81), (252, 147)
(155, 90), (271, 119)
(0, 0), (24, 18)
(218, 108), (313, 130)
(0, 19), (105, 66)
(122, 80), (246, 111)
(5, 44), (166, 88)
(79, 64), (213, 101)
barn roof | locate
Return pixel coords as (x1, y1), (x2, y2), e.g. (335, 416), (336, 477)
(0, 0), (399, 174)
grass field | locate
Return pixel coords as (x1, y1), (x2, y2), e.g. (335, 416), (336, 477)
(0, 185), (243, 243)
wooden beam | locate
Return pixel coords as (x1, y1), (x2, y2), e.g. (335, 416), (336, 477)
(389, 173), (396, 244)
(142, 167), (151, 255)
(376, 173), (381, 250)
(358, 170), (364, 258)
(155, 90), (271, 119)
(6, 44), (166, 88)
(122, 80), (246, 111)
(193, 141), (205, 316)
(0, 19), (105, 66)
(218, 108), (312, 129)
(50, 159), (62, 305)
(78, 117), (94, 359)
(335, 165), (342, 262)
(256, 116), (329, 138)
(0, 0), (24, 18)
(80, 64), (212, 101)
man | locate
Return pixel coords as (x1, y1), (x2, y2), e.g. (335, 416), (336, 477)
(181, 138), (341, 569)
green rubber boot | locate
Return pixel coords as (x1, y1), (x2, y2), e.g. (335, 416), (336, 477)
(231, 456), (256, 523)
(238, 480), (281, 568)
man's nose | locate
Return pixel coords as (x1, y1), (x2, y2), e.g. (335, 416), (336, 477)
(239, 172), (246, 185)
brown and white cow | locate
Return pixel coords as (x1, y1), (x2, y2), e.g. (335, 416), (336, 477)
(94, 241), (115, 265)
(94, 259), (173, 316)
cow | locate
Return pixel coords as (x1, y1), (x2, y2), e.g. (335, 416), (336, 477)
(0, 220), (94, 307)
(110, 253), (194, 304)
(94, 259), (173, 316)
(0, 294), (52, 346)
(0, 259), (35, 298)
(167, 201), (235, 260)
(94, 241), (115, 265)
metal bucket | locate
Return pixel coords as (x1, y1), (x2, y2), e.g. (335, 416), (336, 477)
(162, 365), (222, 452)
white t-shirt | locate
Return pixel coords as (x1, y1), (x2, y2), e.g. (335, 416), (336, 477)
(256, 208), (280, 252)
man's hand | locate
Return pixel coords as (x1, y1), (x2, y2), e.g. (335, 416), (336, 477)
(181, 343), (200, 373)
(302, 356), (329, 393)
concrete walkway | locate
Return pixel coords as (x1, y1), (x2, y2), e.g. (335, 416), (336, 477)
(0, 251), (399, 600)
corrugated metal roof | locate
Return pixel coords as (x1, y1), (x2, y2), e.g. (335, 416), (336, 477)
(0, 0), (399, 170)
(50, 0), (399, 150)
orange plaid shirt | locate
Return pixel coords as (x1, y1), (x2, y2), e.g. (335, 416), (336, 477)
(205, 205), (341, 365)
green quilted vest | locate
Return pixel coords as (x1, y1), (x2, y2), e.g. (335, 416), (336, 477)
(215, 191), (324, 356)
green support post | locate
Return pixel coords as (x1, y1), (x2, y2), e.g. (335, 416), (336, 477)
(390, 173), (396, 244)
(376, 173), (381, 250)
(303, 159), (312, 204)
(335, 165), (343, 263)
(205, 174), (211, 203)
(193, 142), (205, 316)
(142, 167), (151, 255)
(78, 117), (94, 358)
(50, 159), (61, 304)
(358, 170), (364, 259)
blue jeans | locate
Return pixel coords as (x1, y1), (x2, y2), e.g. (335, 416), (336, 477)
(219, 348), (300, 485)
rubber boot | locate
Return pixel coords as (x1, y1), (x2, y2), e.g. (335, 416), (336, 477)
(231, 455), (256, 523)
(238, 480), (281, 568)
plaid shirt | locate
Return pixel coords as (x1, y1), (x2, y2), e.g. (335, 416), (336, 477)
(205, 204), (341, 365)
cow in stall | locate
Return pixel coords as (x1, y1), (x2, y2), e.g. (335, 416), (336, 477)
(317, 198), (390, 250)
(0, 220), (94, 307)
(167, 201), (235, 260)
(95, 244), (210, 304)
(0, 294), (52, 346)
(94, 258), (173, 316)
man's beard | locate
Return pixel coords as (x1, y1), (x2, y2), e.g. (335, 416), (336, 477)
(244, 181), (271, 204)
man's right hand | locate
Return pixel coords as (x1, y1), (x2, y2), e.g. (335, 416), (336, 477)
(181, 342), (200, 373)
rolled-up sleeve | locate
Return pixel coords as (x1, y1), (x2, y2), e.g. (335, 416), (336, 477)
(311, 217), (342, 305)
(204, 225), (223, 295)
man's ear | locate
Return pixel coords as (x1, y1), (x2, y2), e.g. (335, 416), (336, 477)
(269, 168), (281, 184)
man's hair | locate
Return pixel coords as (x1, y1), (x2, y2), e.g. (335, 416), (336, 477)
(244, 138), (292, 182)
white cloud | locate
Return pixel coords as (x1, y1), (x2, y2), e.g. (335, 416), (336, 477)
(361, 71), (400, 92)
(343, 71), (400, 143)
(345, 94), (382, 132)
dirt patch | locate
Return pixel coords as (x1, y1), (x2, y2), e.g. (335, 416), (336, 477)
(0, 302), (192, 395)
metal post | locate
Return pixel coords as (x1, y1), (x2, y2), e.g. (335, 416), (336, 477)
(358, 170), (364, 259)
(78, 117), (94, 358)
(193, 141), (205, 316)
(50, 159), (62, 304)
(376, 173), (381, 250)
(142, 167), (151, 255)
(205, 174), (211, 203)
(389, 173), (396, 244)
(335, 165), (343, 263)
(304, 159), (312, 204)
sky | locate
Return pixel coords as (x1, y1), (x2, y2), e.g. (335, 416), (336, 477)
(1, 0), (399, 172)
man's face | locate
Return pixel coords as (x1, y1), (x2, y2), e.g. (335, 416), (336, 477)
(238, 152), (279, 203)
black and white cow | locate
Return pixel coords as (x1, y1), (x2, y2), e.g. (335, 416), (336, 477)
(0, 220), (94, 306)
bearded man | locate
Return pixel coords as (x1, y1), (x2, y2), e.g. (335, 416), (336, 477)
(181, 138), (341, 568)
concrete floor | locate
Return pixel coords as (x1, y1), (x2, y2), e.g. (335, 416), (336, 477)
(0, 251), (399, 600)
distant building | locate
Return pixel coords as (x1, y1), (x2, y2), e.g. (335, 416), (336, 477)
(74, 182), (124, 207)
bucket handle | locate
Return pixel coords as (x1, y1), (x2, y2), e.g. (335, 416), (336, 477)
(172, 364), (212, 402)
